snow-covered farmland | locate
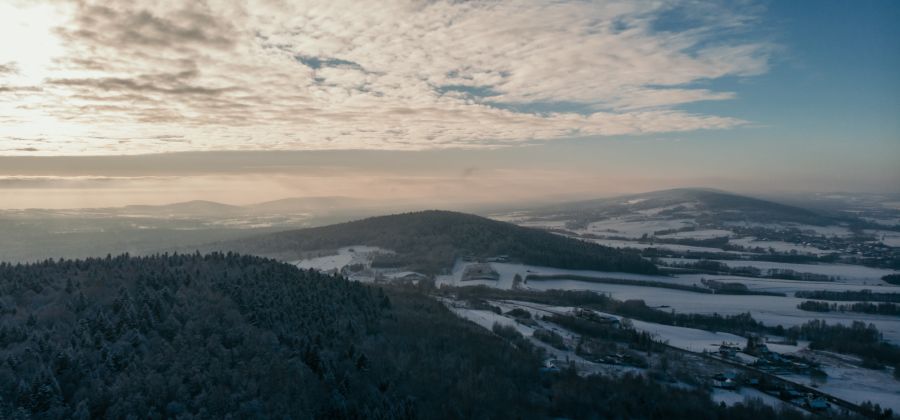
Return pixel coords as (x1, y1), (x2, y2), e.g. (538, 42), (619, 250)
(444, 298), (900, 412)
(781, 365), (900, 413)
(525, 279), (900, 344)
(627, 318), (750, 353)
(442, 300), (638, 377)
(290, 246), (388, 271)
(437, 261), (900, 343)
(711, 387), (794, 409)
(577, 218), (695, 239)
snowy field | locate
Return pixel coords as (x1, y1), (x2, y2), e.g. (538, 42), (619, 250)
(443, 300), (638, 377)
(781, 366), (900, 413)
(577, 218), (696, 238)
(710, 387), (794, 410)
(627, 318), (752, 353)
(671, 273), (900, 294)
(290, 246), (388, 271)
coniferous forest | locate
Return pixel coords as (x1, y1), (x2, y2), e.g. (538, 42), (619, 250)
(0, 253), (844, 419)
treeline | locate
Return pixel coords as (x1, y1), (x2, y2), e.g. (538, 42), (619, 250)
(0, 253), (832, 419)
(644, 248), (839, 265)
(795, 289), (900, 303)
(526, 274), (716, 294)
(784, 320), (900, 369)
(884, 274), (900, 286)
(209, 210), (659, 275)
(661, 259), (835, 282)
(524, 273), (783, 296)
(797, 300), (900, 316)
(544, 314), (663, 353)
(700, 278), (785, 296)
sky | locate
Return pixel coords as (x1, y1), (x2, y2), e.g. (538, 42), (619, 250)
(0, 0), (898, 208)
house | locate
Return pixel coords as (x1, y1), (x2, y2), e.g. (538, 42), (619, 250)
(744, 335), (770, 356)
(718, 343), (741, 358)
(383, 271), (429, 285)
(461, 263), (500, 281)
(711, 372), (738, 390)
(805, 397), (829, 411)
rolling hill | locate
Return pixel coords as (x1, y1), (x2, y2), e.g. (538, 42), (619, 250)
(202, 210), (658, 274)
(122, 200), (245, 217)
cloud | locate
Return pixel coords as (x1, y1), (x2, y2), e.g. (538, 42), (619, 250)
(0, 175), (177, 188)
(0, 62), (18, 75)
(0, 0), (773, 154)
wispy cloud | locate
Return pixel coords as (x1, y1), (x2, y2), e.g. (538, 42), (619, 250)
(0, 175), (177, 188)
(0, 0), (773, 155)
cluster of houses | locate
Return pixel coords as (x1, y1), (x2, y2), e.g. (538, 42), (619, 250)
(712, 336), (833, 413)
(709, 370), (830, 412)
(730, 225), (898, 266)
(742, 336), (823, 376)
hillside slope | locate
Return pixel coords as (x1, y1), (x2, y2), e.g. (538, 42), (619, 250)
(205, 210), (658, 274)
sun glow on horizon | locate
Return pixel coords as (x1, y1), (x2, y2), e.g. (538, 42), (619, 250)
(0, 1), (67, 85)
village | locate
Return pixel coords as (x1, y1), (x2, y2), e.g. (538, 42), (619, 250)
(440, 294), (894, 418)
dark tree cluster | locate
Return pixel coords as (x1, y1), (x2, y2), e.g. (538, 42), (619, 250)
(785, 320), (900, 368)
(795, 289), (900, 303)
(882, 274), (900, 286)
(661, 259), (836, 282)
(544, 314), (661, 353)
(797, 300), (900, 316)
(0, 253), (390, 419)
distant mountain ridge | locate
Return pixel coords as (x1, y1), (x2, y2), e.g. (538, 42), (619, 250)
(202, 210), (658, 275)
(124, 200), (245, 216)
(76, 196), (381, 217)
(527, 188), (838, 226)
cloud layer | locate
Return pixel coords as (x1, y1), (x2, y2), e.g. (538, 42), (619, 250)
(0, 0), (771, 154)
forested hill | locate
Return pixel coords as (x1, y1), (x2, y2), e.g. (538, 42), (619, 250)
(204, 210), (658, 274)
(1, 254), (816, 419)
(0, 253), (387, 418)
